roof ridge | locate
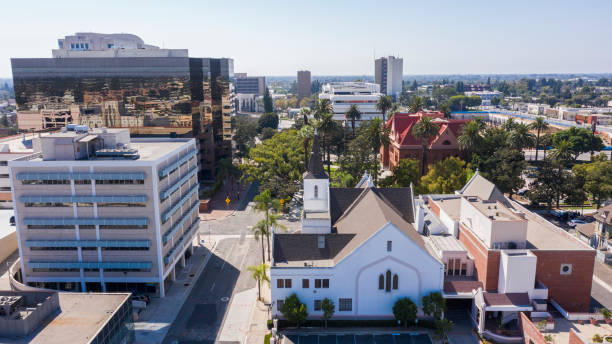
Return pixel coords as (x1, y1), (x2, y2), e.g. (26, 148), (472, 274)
(333, 187), (372, 224)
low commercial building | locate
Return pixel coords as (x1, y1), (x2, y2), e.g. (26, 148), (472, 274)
(0, 291), (133, 344)
(319, 82), (383, 123)
(464, 91), (502, 106)
(9, 127), (199, 297)
(415, 173), (595, 339)
(381, 111), (470, 173)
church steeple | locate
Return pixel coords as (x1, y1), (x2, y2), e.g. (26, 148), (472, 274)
(303, 130), (327, 179)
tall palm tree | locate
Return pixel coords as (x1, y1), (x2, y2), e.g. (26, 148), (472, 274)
(316, 113), (337, 175)
(412, 116), (440, 176)
(314, 98), (332, 120)
(298, 125), (314, 169)
(530, 117), (548, 161)
(540, 133), (553, 159)
(376, 95), (393, 121)
(550, 139), (575, 166)
(215, 158), (240, 183)
(247, 263), (269, 301)
(502, 118), (518, 131)
(266, 213), (287, 260)
(252, 220), (268, 264)
(253, 189), (280, 260)
(345, 104), (361, 137)
(509, 123), (536, 151)
(457, 120), (484, 156)
(409, 97), (424, 113)
(300, 108), (311, 125)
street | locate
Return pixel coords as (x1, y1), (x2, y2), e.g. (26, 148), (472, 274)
(162, 237), (259, 344)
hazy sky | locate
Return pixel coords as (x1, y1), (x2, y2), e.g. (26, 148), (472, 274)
(1, 0), (611, 78)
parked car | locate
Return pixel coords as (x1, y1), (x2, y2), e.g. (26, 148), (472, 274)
(568, 219), (587, 227)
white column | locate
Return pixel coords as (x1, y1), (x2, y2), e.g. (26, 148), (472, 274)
(171, 267), (176, 282)
(180, 254), (186, 268)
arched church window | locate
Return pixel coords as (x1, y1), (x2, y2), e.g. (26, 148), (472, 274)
(393, 274), (398, 290)
(385, 270), (391, 292)
(378, 274), (384, 290)
(314, 185), (318, 199)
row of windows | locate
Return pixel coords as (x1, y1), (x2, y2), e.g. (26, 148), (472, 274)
(70, 43), (89, 49)
(32, 267), (150, 272)
(159, 157), (195, 182)
(25, 202), (146, 208)
(22, 179), (144, 185)
(278, 298), (352, 312)
(378, 271), (399, 292)
(277, 278), (330, 289)
(445, 259), (467, 276)
(30, 247), (149, 251)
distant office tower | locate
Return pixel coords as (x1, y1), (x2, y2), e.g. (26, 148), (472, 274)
(235, 74), (266, 95)
(374, 56), (403, 98)
(11, 32), (235, 180)
(9, 127), (199, 297)
(297, 70), (311, 100)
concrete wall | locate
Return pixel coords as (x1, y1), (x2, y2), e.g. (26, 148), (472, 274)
(271, 223), (443, 319)
(303, 179), (329, 213)
(0, 231), (17, 263)
(0, 291), (59, 338)
(498, 251), (536, 295)
(520, 312), (547, 344)
(457, 223), (500, 291)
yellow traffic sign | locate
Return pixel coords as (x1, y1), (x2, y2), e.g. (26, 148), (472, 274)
(279, 198), (285, 205)
(225, 197), (230, 206)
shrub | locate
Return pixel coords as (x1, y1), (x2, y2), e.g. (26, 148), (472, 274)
(280, 293), (308, 328)
(393, 297), (417, 327)
(266, 319), (273, 330)
(593, 334), (603, 343)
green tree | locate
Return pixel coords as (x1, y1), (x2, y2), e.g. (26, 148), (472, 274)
(0, 115), (9, 127)
(438, 103), (451, 118)
(233, 115), (258, 156)
(338, 134), (378, 185)
(490, 96), (500, 107)
(481, 148), (526, 198)
(549, 139), (576, 166)
(258, 112), (279, 132)
(420, 157), (471, 194)
(530, 117), (548, 161)
(377, 95), (394, 121)
(260, 127), (277, 140)
(412, 116), (440, 176)
(508, 123), (536, 151)
(321, 298), (335, 328)
(409, 97), (424, 113)
(345, 104), (362, 137)
(573, 160), (612, 208)
(263, 87), (274, 113)
(386, 158), (420, 187)
(316, 112), (340, 175)
(247, 263), (269, 301)
(457, 120), (484, 157)
(280, 294), (308, 328)
(298, 125), (314, 169)
(422, 292), (446, 319)
(215, 158), (240, 185)
(241, 130), (305, 199)
(314, 98), (332, 120)
(528, 159), (570, 208)
(552, 127), (604, 159)
(435, 318), (454, 344)
(253, 189), (282, 260)
(393, 297), (417, 327)
(251, 219), (268, 264)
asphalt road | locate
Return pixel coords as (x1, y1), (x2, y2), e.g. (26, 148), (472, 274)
(591, 279), (612, 310)
(199, 205), (302, 236)
(163, 237), (260, 344)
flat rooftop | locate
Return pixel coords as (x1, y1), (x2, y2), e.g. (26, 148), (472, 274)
(428, 234), (467, 253)
(4, 292), (130, 344)
(468, 198), (524, 222)
(0, 133), (53, 154)
(432, 197), (462, 220)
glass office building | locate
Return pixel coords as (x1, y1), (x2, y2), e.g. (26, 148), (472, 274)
(11, 56), (234, 181)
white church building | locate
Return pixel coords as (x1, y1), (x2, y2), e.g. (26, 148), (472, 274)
(270, 134), (444, 319)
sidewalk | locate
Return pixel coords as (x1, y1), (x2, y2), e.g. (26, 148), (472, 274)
(134, 238), (216, 344)
(593, 261), (612, 291)
(200, 180), (250, 222)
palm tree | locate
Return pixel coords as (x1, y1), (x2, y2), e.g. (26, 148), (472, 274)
(457, 120), (484, 156)
(252, 220), (268, 264)
(314, 98), (332, 120)
(376, 95), (393, 121)
(412, 116), (440, 176)
(530, 117), (548, 161)
(266, 213), (287, 260)
(502, 118), (518, 131)
(315, 113), (337, 175)
(439, 103), (451, 118)
(215, 158), (240, 184)
(509, 123), (536, 151)
(247, 263), (269, 301)
(550, 139), (575, 166)
(298, 125), (314, 169)
(540, 133), (553, 159)
(345, 104), (361, 137)
(409, 97), (424, 113)
(253, 189), (280, 260)
(300, 108), (311, 125)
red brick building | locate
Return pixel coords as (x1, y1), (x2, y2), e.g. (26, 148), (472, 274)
(381, 111), (470, 173)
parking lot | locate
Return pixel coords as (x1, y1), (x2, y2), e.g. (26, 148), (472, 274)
(283, 333), (434, 344)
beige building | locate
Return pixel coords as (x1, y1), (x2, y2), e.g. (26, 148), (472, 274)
(9, 127), (199, 297)
(297, 70), (311, 100)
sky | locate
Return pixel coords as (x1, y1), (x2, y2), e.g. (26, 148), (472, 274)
(1, 0), (611, 78)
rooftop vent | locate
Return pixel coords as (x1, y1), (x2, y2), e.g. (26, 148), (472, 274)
(317, 236), (325, 249)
